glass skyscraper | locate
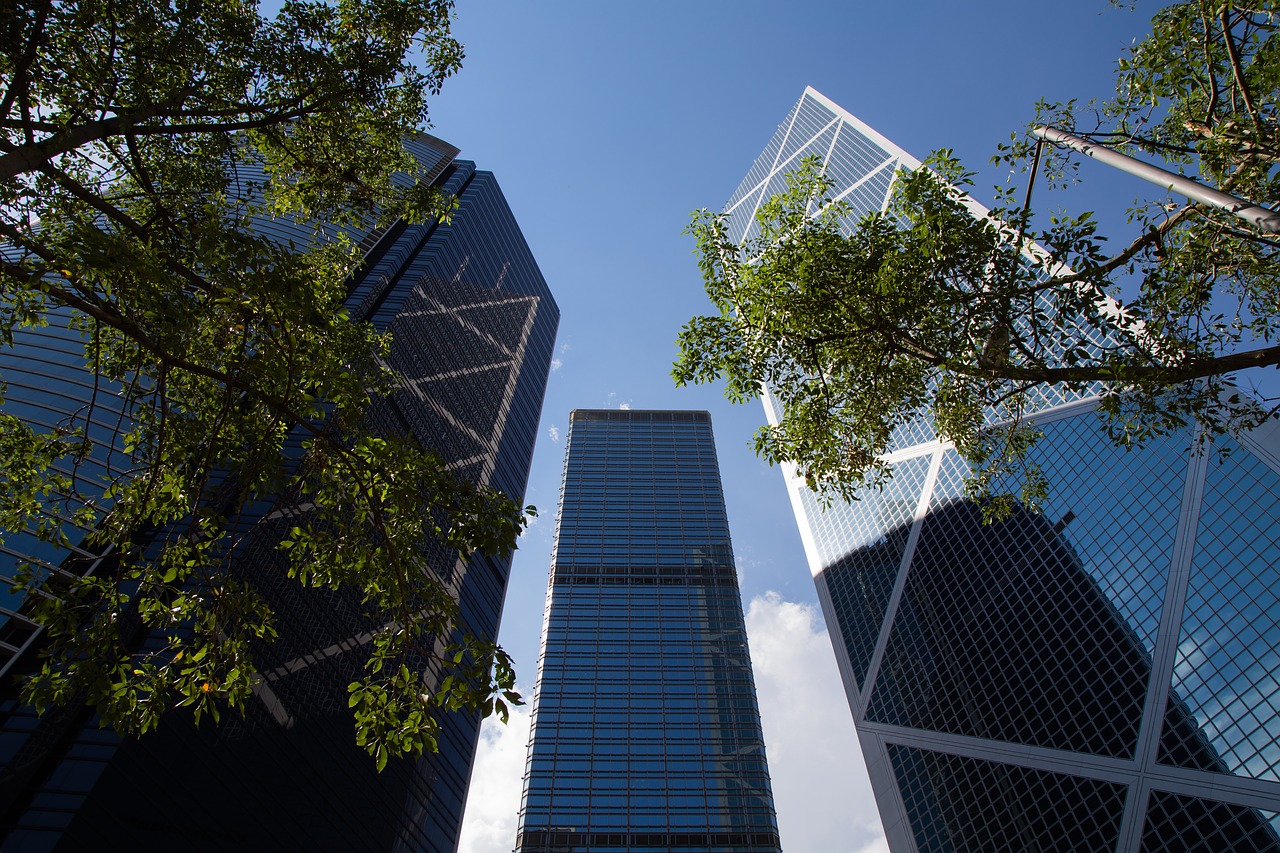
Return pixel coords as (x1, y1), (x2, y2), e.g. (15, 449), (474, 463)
(726, 88), (1280, 851)
(0, 135), (559, 851)
(515, 409), (781, 853)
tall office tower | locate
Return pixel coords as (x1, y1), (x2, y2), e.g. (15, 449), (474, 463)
(0, 135), (559, 851)
(515, 410), (781, 853)
(725, 87), (1280, 852)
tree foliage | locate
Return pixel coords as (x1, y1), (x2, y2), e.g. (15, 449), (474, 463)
(0, 0), (527, 764)
(676, 0), (1280, 514)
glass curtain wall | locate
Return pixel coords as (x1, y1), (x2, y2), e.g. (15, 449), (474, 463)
(516, 409), (781, 853)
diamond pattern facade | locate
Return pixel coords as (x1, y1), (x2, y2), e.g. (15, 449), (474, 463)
(731, 88), (1280, 852)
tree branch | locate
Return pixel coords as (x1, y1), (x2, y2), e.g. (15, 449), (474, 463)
(31, 277), (331, 448)
(0, 111), (153, 180)
(0, 102), (315, 180)
(949, 343), (1280, 385)
(150, 90), (320, 122)
(37, 162), (222, 298)
(1050, 205), (1196, 287)
(130, 108), (316, 137)
(0, 0), (54, 121)
(1200, 4), (1220, 126)
(1220, 4), (1263, 131)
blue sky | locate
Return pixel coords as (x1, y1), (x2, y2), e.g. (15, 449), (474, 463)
(426, 2), (1164, 850)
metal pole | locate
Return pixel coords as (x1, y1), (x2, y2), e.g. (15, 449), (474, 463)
(1033, 124), (1280, 234)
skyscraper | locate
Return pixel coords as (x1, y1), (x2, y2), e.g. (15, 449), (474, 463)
(0, 135), (559, 851)
(515, 409), (781, 853)
(726, 87), (1280, 851)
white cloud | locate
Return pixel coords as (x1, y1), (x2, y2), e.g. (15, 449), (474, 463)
(548, 425), (560, 442)
(457, 700), (532, 853)
(559, 342), (571, 354)
(746, 592), (887, 853)
(618, 401), (631, 411)
(550, 358), (563, 372)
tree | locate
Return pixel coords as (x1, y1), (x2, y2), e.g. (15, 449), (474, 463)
(675, 0), (1280, 517)
(0, 0), (527, 769)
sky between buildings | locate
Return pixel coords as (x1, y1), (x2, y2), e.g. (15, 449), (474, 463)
(428, 2), (1165, 850)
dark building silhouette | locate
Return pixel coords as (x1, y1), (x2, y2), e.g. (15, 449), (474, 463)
(0, 136), (558, 851)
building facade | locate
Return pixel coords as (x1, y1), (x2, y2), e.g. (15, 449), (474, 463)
(515, 409), (781, 853)
(726, 87), (1280, 852)
(0, 135), (559, 851)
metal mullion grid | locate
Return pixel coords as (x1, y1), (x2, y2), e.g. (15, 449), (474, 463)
(724, 100), (800, 223)
(854, 411), (1278, 852)
(1162, 440), (1280, 781)
(863, 712), (1280, 848)
(825, 157), (898, 214)
(863, 719), (1141, 787)
(854, 448), (944, 720)
(1111, 432), (1210, 851)
(722, 93), (806, 222)
(826, 448), (942, 853)
(739, 109), (841, 242)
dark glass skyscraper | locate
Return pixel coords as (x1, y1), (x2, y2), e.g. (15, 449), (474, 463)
(515, 409), (781, 853)
(726, 88), (1280, 852)
(0, 135), (559, 852)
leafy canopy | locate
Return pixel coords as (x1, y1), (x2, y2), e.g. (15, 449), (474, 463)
(1, 0), (527, 767)
(676, 0), (1280, 515)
